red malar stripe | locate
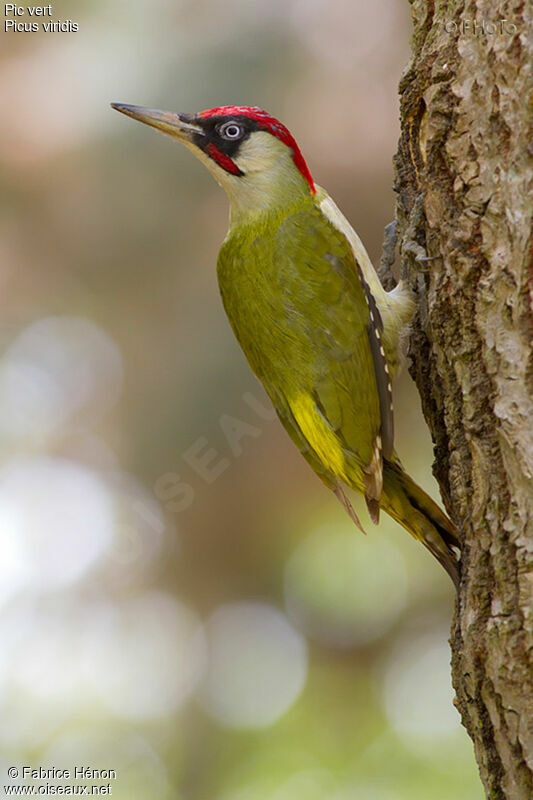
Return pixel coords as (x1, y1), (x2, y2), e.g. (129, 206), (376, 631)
(205, 142), (243, 176)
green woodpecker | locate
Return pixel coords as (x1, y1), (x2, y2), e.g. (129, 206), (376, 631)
(111, 102), (460, 587)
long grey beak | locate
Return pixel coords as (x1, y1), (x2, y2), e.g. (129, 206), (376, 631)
(110, 103), (204, 140)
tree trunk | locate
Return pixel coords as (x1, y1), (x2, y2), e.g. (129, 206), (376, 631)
(392, 2), (533, 798)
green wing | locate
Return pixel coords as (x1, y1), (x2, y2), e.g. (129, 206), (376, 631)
(218, 202), (390, 498)
(273, 208), (383, 470)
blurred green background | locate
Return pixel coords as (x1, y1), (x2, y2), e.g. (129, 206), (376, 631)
(0, 1), (482, 798)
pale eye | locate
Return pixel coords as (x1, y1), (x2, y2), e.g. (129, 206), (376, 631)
(219, 122), (244, 140)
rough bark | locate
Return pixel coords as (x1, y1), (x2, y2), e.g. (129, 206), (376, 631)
(392, 2), (533, 798)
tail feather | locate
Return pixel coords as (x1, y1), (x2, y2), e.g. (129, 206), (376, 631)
(381, 460), (461, 589)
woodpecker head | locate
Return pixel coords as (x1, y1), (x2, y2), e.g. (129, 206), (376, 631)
(111, 103), (315, 221)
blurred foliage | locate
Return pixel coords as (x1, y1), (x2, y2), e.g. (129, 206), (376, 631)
(0, 1), (483, 798)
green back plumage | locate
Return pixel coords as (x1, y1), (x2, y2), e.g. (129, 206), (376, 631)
(217, 198), (381, 487)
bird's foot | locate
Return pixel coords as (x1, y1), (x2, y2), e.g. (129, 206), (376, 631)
(401, 194), (440, 280)
(378, 220), (398, 291)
